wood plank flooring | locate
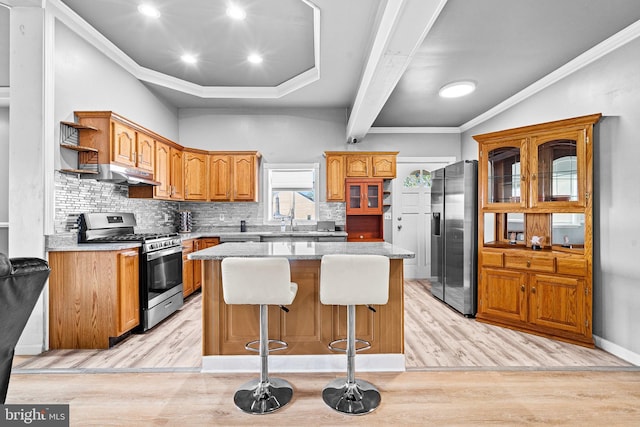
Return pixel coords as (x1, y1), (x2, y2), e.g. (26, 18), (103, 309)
(13, 280), (631, 371)
(5, 370), (640, 425)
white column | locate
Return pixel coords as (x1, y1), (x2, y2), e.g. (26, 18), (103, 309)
(9, 4), (51, 354)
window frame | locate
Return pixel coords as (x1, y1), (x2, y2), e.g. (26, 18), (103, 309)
(262, 163), (320, 225)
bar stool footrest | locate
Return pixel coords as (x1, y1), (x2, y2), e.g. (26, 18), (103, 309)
(328, 338), (371, 353)
(245, 338), (288, 353)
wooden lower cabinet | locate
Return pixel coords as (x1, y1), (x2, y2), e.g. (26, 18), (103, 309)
(48, 249), (140, 349)
(183, 237), (220, 298)
(203, 259), (404, 355)
(477, 252), (591, 346)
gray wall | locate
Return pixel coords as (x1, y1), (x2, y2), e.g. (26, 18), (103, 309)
(0, 7), (8, 86)
(461, 37), (640, 358)
(54, 21), (179, 172)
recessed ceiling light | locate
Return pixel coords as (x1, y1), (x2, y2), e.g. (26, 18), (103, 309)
(137, 4), (161, 19)
(226, 4), (246, 20)
(247, 53), (263, 64)
(181, 54), (198, 65)
(439, 81), (476, 98)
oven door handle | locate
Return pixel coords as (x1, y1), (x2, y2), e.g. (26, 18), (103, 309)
(146, 246), (183, 261)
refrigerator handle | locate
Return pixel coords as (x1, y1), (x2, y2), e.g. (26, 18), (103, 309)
(432, 212), (441, 236)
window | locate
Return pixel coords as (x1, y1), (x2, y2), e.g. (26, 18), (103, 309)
(263, 164), (319, 224)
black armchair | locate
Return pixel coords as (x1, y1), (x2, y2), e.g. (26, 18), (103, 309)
(0, 252), (50, 403)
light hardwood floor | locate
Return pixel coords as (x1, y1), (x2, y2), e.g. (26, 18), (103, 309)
(5, 371), (640, 425)
(8, 281), (639, 425)
(14, 280), (630, 371)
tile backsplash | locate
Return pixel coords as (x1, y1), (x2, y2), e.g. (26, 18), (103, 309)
(54, 172), (345, 234)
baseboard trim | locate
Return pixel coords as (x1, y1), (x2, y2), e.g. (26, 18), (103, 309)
(593, 335), (639, 366)
(14, 344), (44, 356)
(201, 353), (406, 373)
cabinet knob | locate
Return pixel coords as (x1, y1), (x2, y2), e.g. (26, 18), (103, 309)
(397, 225), (403, 230)
(521, 285), (525, 292)
(526, 260), (531, 267)
(531, 287), (536, 294)
(359, 235), (364, 239)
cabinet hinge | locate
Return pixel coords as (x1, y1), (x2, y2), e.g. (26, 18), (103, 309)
(585, 192), (590, 200)
(585, 319), (589, 328)
(479, 151), (483, 158)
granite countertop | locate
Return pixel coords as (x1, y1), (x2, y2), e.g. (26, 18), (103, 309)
(188, 241), (415, 260)
(178, 230), (348, 240)
(46, 242), (142, 252)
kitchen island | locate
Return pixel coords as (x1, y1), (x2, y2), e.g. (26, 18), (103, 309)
(189, 241), (414, 372)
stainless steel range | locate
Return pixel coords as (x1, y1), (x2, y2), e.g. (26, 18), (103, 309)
(78, 212), (183, 331)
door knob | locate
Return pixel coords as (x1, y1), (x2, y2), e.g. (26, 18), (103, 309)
(397, 225), (403, 230)
(397, 217), (402, 221)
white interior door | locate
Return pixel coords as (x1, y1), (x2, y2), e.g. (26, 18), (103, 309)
(392, 157), (455, 279)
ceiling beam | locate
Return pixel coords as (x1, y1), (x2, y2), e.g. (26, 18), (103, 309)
(346, 0), (448, 143)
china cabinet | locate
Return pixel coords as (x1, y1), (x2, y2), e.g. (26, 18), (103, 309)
(324, 151), (398, 202)
(345, 178), (384, 241)
(474, 113), (600, 347)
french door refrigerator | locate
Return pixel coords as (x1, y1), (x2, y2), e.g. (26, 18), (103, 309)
(430, 160), (478, 316)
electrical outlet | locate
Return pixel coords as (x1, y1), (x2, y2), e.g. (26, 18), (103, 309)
(384, 212), (392, 220)
(164, 213), (170, 222)
(219, 213), (224, 221)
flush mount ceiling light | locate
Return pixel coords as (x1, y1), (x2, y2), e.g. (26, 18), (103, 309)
(226, 4), (246, 20)
(181, 54), (198, 65)
(247, 53), (263, 64)
(439, 81), (476, 98)
(137, 3), (161, 19)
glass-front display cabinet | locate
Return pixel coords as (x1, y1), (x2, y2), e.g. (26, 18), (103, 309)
(474, 114), (601, 348)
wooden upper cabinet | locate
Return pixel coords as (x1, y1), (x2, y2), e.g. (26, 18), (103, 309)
(209, 152), (260, 202)
(136, 132), (155, 172)
(170, 147), (184, 200)
(184, 151), (208, 201)
(346, 155), (371, 177)
(326, 154), (345, 201)
(372, 154), (396, 178)
(154, 142), (172, 199)
(325, 151), (398, 202)
(233, 154), (256, 201)
(112, 122), (137, 167)
(209, 154), (232, 201)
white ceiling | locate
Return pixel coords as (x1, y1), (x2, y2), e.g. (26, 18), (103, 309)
(5, 0), (640, 139)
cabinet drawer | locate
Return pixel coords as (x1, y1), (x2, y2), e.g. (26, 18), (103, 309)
(504, 255), (555, 272)
(481, 251), (504, 267)
(556, 258), (587, 276)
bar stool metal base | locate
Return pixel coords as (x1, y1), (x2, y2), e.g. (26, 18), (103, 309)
(234, 377), (294, 415)
(322, 378), (381, 415)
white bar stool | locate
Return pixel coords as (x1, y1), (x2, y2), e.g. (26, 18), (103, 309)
(319, 254), (390, 415)
(221, 257), (298, 414)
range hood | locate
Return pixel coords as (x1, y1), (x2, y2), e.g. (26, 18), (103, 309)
(79, 163), (160, 186)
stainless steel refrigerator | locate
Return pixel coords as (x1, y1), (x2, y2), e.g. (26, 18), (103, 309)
(430, 160), (478, 316)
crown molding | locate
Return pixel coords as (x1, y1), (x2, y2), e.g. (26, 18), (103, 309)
(47, 0), (320, 99)
(368, 126), (460, 134)
(460, 18), (640, 133)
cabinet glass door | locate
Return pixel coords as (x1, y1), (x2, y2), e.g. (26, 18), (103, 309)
(366, 184), (379, 209)
(483, 139), (527, 208)
(531, 130), (586, 208)
(349, 183), (362, 209)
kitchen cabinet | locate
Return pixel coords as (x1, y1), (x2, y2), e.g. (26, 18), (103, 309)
(325, 153), (345, 201)
(74, 111), (163, 177)
(184, 150), (208, 201)
(130, 142), (183, 200)
(48, 249), (140, 349)
(345, 178), (384, 241)
(209, 152), (260, 201)
(346, 178), (383, 215)
(182, 237), (219, 298)
(324, 151), (397, 202)
(474, 114), (601, 347)
(202, 258), (405, 356)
